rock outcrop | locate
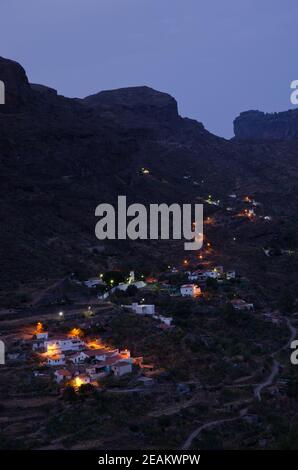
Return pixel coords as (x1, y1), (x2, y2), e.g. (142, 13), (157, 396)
(234, 109), (298, 140)
(0, 57), (33, 112)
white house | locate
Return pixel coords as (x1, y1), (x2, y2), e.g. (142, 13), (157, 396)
(82, 348), (119, 362)
(180, 284), (201, 297)
(111, 361), (132, 377)
(85, 366), (107, 380)
(54, 369), (72, 383)
(68, 351), (87, 364)
(205, 270), (220, 279)
(188, 271), (207, 282)
(130, 303), (155, 315)
(47, 354), (65, 366)
(36, 331), (48, 340)
(45, 337), (85, 353)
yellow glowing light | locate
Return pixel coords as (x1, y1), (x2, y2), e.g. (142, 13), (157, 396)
(36, 322), (43, 334)
(73, 377), (83, 389)
(46, 344), (58, 356)
(69, 328), (83, 338)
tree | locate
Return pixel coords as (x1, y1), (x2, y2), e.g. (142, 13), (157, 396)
(62, 385), (78, 401)
(205, 277), (218, 292)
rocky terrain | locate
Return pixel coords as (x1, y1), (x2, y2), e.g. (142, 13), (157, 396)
(1, 56), (298, 307)
(234, 109), (298, 141)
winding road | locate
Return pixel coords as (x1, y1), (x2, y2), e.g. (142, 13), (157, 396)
(181, 316), (298, 449)
(181, 415), (243, 450)
(253, 317), (297, 401)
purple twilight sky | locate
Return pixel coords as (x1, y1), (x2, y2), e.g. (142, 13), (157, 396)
(1, 0), (298, 137)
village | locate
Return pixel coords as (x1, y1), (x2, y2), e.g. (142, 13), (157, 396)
(4, 259), (255, 396)
(0, 191), (297, 450)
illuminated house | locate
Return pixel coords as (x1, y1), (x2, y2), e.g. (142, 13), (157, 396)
(188, 271), (207, 282)
(82, 348), (119, 362)
(73, 374), (91, 389)
(45, 336), (85, 353)
(180, 284), (201, 297)
(47, 353), (65, 366)
(68, 351), (87, 364)
(205, 269), (221, 279)
(36, 331), (48, 340)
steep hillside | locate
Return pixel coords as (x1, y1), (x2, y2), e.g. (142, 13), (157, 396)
(1, 57), (298, 306)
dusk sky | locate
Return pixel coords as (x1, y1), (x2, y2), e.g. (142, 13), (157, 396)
(1, 0), (298, 137)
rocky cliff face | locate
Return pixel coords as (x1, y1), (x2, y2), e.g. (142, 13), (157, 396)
(234, 109), (298, 140)
(0, 57), (33, 112)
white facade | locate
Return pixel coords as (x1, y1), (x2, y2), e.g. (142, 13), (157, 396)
(131, 303), (155, 315)
(68, 351), (87, 364)
(180, 284), (201, 297)
(45, 337), (85, 353)
(47, 354), (65, 366)
(36, 332), (48, 340)
(111, 361), (132, 377)
(205, 270), (220, 279)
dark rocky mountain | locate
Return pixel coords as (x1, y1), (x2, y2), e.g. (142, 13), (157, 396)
(1, 56), (298, 306)
(234, 109), (298, 140)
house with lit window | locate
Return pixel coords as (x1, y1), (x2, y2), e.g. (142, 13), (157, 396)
(188, 271), (207, 282)
(205, 269), (220, 279)
(180, 284), (201, 297)
(68, 351), (87, 364)
(47, 353), (65, 366)
(45, 336), (85, 353)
